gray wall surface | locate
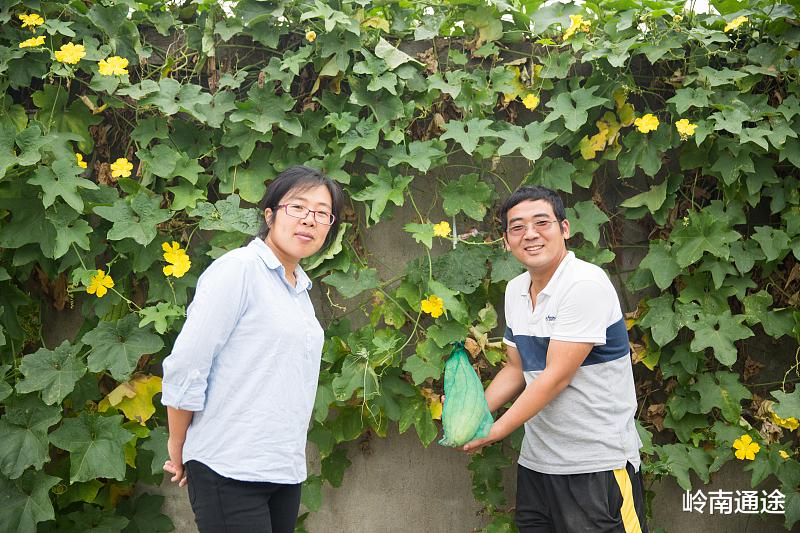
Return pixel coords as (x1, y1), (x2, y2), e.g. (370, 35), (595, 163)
(148, 426), (789, 532)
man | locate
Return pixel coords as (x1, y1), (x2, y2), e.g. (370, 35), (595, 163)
(463, 186), (647, 533)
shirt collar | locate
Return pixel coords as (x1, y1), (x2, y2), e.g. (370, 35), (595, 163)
(248, 238), (313, 293)
(519, 251), (575, 297)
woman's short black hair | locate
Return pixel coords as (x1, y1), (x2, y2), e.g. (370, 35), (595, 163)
(498, 186), (567, 233)
(256, 166), (345, 254)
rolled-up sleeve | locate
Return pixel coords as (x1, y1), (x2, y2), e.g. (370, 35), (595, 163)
(161, 255), (249, 410)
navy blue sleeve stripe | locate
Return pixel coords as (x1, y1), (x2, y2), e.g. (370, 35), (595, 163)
(506, 318), (630, 372)
(583, 318), (630, 366)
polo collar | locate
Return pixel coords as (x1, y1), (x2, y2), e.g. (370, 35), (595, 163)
(519, 251), (575, 297)
(249, 238), (313, 292)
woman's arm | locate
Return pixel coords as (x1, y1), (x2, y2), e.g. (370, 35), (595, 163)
(164, 407), (194, 487)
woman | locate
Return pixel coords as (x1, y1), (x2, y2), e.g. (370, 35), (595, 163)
(161, 166), (344, 533)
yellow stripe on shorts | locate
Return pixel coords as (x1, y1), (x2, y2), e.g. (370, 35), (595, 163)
(613, 467), (643, 533)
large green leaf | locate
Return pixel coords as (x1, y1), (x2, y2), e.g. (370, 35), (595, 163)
(742, 290), (795, 339)
(385, 140), (447, 172)
(0, 197), (57, 257)
(690, 372), (751, 423)
(667, 87), (713, 114)
(229, 85), (301, 136)
(140, 426), (169, 476)
(15, 340), (86, 405)
(620, 182), (668, 213)
(772, 389), (800, 420)
(27, 158), (98, 212)
(0, 469), (60, 532)
(432, 245), (491, 295)
(688, 311), (753, 366)
(0, 395), (61, 479)
(402, 338), (446, 385)
(188, 194), (260, 235)
(441, 118), (496, 155)
(544, 87), (607, 131)
(658, 443), (712, 490)
(670, 209), (742, 267)
(565, 201), (609, 246)
(639, 241), (681, 290)
(639, 294), (681, 346)
(495, 122), (558, 162)
(398, 393), (438, 446)
(0, 122), (16, 179)
(82, 314), (164, 381)
(350, 168), (413, 224)
(94, 193), (172, 246)
(47, 207), (92, 259)
(331, 350), (380, 402)
(49, 412), (133, 483)
(117, 492), (174, 533)
(322, 268), (380, 299)
(441, 173), (494, 221)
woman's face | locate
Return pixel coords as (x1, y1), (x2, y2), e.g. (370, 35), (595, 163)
(264, 184), (334, 265)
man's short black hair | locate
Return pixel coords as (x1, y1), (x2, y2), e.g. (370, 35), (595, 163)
(256, 166), (345, 254)
(498, 186), (567, 233)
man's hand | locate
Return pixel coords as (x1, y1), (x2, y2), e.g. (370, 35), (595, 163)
(164, 437), (187, 487)
(462, 424), (503, 454)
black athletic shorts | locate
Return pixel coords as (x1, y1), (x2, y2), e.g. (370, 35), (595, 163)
(515, 462), (648, 533)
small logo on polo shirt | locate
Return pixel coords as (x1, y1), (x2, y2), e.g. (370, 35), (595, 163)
(545, 315), (556, 322)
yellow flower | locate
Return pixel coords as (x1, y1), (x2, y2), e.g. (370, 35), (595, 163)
(75, 153), (87, 169)
(634, 113), (659, 133)
(306, 30), (317, 42)
(19, 13), (44, 31)
(98, 56), (129, 76)
(771, 412), (799, 431)
(433, 221), (451, 238)
(522, 94), (540, 111)
(563, 14), (588, 40)
(673, 15), (683, 23)
(19, 36), (46, 48)
(732, 434), (760, 461)
(675, 118), (697, 140)
(162, 242), (191, 278)
(724, 16), (748, 33)
(54, 42), (86, 64)
(110, 157), (133, 178)
(86, 269), (114, 298)
(420, 295), (445, 318)
(779, 450), (790, 460)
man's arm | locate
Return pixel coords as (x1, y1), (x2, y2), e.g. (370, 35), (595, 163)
(483, 345), (526, 412)
(463, 339), (593, 453)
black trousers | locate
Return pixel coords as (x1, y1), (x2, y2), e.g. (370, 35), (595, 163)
(185, 460), (302, 533)
(515, 462), (648, 533)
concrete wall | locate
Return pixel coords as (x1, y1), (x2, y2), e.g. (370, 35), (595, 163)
(149, 429), (788, 533)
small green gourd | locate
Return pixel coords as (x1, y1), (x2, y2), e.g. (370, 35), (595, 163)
(439, 343), (493, 447)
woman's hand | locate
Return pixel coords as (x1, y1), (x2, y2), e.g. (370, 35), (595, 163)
(164, 437), (188, 487)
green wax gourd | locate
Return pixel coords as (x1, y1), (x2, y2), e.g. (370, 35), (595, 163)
(439, 343), (493, 447)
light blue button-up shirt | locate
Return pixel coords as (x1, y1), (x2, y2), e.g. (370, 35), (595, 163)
(161, 238), (324, 484)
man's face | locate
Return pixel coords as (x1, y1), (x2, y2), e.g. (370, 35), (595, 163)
(504, 199), (570, 274)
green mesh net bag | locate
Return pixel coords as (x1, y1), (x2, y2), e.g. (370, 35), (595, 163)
(439, 343), (493, 447)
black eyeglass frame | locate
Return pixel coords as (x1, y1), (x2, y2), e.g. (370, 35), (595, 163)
(276, 203), (336, 225)
(505, 219), (561, 236)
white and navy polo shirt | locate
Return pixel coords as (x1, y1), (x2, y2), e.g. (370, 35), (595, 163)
(503, 251), (642, 475)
